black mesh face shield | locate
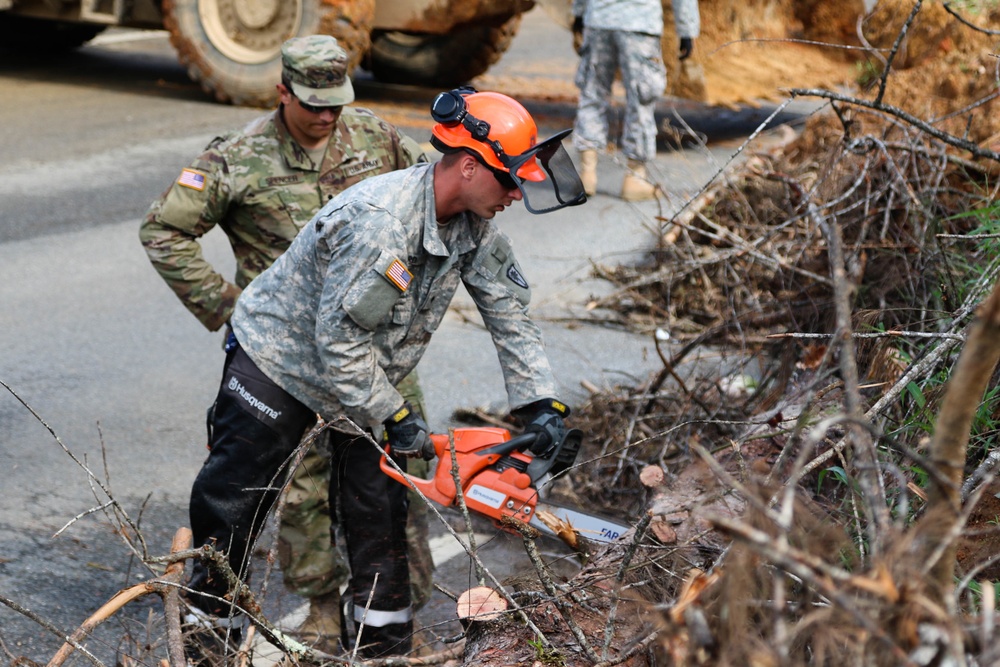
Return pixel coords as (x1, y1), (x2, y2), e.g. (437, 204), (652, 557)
(501, 130), (587, 214)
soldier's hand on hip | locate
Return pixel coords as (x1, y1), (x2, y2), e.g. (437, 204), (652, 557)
(679, 37), (694, 61)
(572, 16), (585, 55)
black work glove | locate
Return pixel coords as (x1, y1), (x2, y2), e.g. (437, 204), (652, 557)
(515, 398), (571, 459)
(383, 402), (434, 460)
(572, 15), (584, 56)
(678, 37), (694, 61)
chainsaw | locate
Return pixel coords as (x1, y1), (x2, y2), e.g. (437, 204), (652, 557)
(379, 426), (630, 544)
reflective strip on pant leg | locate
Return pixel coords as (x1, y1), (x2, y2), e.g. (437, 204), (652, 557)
(353, 605), (413, 627)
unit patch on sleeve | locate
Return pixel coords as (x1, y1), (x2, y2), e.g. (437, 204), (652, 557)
(177, 168), (207, 191)
(506, 264), (529, 289)
(385, 258), (413, 292)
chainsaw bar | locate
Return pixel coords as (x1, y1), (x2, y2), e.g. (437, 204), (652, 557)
(529, 498), (631, 544)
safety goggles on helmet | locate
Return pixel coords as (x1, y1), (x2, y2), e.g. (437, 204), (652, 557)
(431, 88), (587, 214)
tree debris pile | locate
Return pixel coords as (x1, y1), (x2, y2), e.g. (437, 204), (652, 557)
(543, 2), (1000, 666)
(602, 113), (998, 335)
(583, 0), (1000, 447)
(584, 0), (1000, 410)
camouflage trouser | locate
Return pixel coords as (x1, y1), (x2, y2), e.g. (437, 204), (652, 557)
(573, 27), (667, 162)
(277, 371), (435, 610)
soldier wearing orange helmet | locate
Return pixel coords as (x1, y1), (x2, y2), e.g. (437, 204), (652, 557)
(182, 89), (586, 658)
(430, 87), (588, 214)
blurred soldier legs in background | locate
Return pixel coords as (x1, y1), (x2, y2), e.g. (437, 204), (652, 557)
(571, 0), (700, 201)
(575, 29), (666, 201)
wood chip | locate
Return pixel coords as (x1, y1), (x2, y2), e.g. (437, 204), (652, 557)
(640, 464), (665, 488)
(456, 586), (507, 622)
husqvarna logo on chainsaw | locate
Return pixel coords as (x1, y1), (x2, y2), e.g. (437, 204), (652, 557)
(467, 484), (505, 509)
(228, 375), (281, 421)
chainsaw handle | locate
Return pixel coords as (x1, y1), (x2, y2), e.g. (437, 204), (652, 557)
(479, 431), (538, 457)
(379, 444), (450, 505)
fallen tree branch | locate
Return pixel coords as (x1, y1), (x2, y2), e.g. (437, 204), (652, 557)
(0, 380), (148, 562)
(0, 594), (103, 667)
(942, 1), (1000, 36)
(788, 88), (1000, 164)
(47, 528), (192, 667)
(918, 275), (1000, 603)
(705, 513), (916, 665)
(509, 520), (600, 663)
(873, 0), (922, 106)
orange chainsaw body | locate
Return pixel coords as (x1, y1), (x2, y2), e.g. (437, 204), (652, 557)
(379, 427), (540, 531)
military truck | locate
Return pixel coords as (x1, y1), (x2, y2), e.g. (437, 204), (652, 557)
(0, 0), (532, 106)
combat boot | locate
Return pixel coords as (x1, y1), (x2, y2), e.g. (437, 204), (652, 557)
(579, 149), (598, 196)
(297, 590), (342, 653)
(621, 159), (657, 201)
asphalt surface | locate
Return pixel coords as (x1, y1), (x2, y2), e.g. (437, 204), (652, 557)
(0, 7), (817, 663)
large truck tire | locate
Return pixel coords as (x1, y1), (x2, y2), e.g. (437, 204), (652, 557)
(318, 0), (374, 77)
(0, 14), (106, 52)
(368, 15), (521, 88)
(162, 0), (329, 107)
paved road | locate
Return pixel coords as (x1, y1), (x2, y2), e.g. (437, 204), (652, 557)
(0, 8), (806, 662)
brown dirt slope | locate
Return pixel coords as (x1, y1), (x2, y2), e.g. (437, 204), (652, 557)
(665, 0), (867, 106)
(864, 0), (1000, 146)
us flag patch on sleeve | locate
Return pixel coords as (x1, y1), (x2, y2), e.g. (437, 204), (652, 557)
(385, 258), (412, 292)
(177, 168), (207, 191)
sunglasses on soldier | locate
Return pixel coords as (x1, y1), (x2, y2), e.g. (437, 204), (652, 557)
(294, 95), (343, 116)
(465, 150), (518, 190)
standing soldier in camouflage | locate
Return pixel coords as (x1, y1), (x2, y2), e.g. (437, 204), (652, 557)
(138, 34), (433, 654)
(571, 0), (700, 200)
(185, 89), (585, 659)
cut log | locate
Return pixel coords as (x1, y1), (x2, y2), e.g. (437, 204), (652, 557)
(456, 586), (507, 624)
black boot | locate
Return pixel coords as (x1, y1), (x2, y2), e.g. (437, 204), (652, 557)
(356, 620), (413, 659)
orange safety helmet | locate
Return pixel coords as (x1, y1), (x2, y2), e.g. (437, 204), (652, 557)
(431, 90), (546, 182)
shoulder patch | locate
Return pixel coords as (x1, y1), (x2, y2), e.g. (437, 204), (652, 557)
(177, 168), (207, 191)
(385, 258), (413, 292)
(506, 264), (529, 289)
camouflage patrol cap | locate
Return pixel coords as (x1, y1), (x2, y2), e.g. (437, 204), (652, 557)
(281, 35), (355, 107)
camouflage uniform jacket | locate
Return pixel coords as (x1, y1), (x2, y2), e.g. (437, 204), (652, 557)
(139, 106), (420, 332)
(231, 162), (558, 427)
(571, 0), (700, 38)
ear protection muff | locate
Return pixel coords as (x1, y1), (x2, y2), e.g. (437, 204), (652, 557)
(431, 87), (502, 151)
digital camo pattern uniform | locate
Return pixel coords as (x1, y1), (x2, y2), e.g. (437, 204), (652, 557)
(232, 161), (558, 426)
(139, 105), (434, 606)
(571, 0), (700, 161)
(229, 163), (558, 641)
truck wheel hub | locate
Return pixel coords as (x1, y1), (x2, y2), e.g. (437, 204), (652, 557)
(233, 0), (280, 30)
(199, 0), (302, 64)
